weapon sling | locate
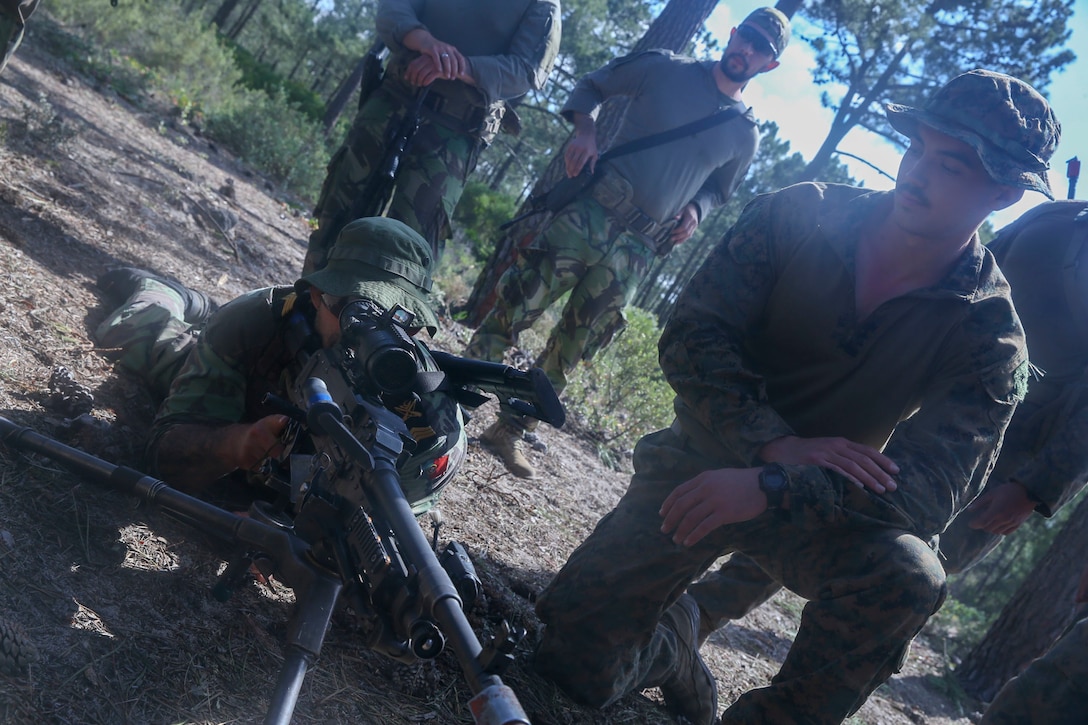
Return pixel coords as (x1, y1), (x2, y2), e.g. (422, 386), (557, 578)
(502, 102), (750, 229)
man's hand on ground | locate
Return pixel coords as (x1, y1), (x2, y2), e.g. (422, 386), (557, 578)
(760, 435), (899, 493)
(966, 481), (1037, 535)
(659, 467), (763, 547)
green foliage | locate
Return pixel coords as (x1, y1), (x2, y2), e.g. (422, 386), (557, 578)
(204, 86), (331, 196)
(227, 41), (325, 123)
(451, 182), (519, 263)
(48, 0), (243, 114)
(564, 307), (675, 465)
(797, 0), (1075, 180)
(41, 0), (331, 197)
(926, 598), (993, 659)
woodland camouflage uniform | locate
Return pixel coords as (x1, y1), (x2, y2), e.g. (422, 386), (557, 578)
(534, 70), (1060, 725)
(95, 218), (462, 514)
(303, 0), (561, 270)
(462, 9), (784, 479)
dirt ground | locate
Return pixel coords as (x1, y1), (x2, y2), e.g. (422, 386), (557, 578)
(0, 24), (983, 725)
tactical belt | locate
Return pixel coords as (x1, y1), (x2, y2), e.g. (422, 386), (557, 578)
(383, 76), (504, 141)
(588, 169), (677, 252)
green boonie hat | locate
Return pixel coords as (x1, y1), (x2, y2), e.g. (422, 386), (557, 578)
(741, 7), (791, 57)
(300, 217), (441, 334)
(886, 69), (1061, 199)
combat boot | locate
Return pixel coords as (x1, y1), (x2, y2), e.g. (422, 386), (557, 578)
(97, 267), (215, 325)
(480, 418), (535, 479)
(659, 594), (719, 725)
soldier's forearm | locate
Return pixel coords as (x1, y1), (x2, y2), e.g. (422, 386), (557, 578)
(153, 423), (250, 495)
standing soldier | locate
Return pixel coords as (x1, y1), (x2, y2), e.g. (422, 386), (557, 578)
(464, 7), (790, 479)
(303, 0), (562, 272)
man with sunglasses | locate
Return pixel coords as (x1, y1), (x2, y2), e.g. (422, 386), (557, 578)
(533, 70), (1059, 724)
(464, 7), (789, 479)
(94, 217), (463, 511)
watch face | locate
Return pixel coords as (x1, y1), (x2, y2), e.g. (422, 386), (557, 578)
(760, 467), (788, 491)
(759, 465), (789, 508)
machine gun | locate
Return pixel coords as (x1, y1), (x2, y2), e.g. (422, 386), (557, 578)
(0, 301), (563, 725)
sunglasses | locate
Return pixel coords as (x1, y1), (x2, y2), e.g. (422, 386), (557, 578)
(737, 24), (776, 58)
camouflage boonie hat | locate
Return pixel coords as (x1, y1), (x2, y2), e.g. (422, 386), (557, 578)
(886, 69), (1061, 199)
(300, 217), (440, 334)
(741, 7), (790, 57)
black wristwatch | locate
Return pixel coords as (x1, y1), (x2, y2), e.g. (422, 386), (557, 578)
(759, 464), (790, 510)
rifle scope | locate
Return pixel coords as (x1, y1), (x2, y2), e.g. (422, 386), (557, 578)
(338, 300), (419, 396)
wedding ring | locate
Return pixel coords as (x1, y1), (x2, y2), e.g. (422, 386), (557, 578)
(441, 53), (450, 57)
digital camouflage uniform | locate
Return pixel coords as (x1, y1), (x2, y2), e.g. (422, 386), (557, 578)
(464, 50), (759, 403)
(304, 0), (561, 269)
(0, 0), (38, 75)
(694, 200), (1088, 634)
(534, 182), (1028, 723)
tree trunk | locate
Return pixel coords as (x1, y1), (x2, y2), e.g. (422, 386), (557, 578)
(460, 0), (724, 327)
(795, 41), (913, 182)
(226, 0), (262, 41)
(956, 495), (1088, 702)
(323, 54), (369, 134)
(211, 0), (241, 30)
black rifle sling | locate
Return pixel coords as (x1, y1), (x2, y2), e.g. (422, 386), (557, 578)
(502, 103), (750, 230)
(596, 102), (749, 166)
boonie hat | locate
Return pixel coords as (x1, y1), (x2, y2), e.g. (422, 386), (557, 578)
(886, 69), (1061, 199)
(300, 217), (440, 334)
(741, 7), (791, 57)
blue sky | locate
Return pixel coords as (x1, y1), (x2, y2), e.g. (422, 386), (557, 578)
(706, 0), (1087, 229)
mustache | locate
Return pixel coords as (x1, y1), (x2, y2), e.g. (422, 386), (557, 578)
(897, 182), (930, 207)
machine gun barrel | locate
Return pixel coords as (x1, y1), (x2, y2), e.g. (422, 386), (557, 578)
(300, 379), (531, 723)
(431, 350), (565, 428)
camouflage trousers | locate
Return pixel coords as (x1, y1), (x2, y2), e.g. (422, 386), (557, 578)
(691, 497), (999, 635)
(980, 614), (1088, 725)
(94, 280), (197, 402)
(304, 89), (477, 271)
(534, 428), (946, 724)
(463, 195), (656, 405)
(0, 0), (37, 75)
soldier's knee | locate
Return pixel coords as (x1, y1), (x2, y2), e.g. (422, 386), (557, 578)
(885, 536), (947, 616)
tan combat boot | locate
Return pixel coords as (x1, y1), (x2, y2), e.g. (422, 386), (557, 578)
(480, 419), (536, 479)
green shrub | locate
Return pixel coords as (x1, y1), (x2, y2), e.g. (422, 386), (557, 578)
(228, 42), (325, 123)
(46, 0), (242, 114)
(451, 181), (518, 263)
(564, 307), (674, 465)
(204, 86), (331, 196)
